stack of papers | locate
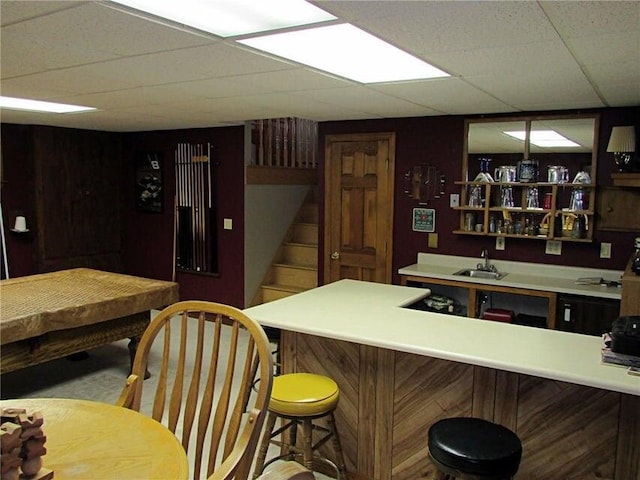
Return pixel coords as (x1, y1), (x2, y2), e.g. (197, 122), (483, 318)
(601, 333), (640, 368)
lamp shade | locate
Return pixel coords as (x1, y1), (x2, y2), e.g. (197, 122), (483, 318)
(607, 126), (636, 153)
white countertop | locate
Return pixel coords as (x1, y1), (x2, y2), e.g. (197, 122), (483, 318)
(399, 253), (623, 299)
(244, 279), (639, 396)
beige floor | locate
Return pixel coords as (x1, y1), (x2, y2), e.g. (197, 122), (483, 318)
(0, 328), (334, 480)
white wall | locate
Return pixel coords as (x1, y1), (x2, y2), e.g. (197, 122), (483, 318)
(244, 184), (310, 306)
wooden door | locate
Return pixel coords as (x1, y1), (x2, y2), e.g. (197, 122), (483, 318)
(33, 126), (123, 272)
(324, 132), (395, 284)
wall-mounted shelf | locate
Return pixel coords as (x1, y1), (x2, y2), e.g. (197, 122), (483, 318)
(457, 114), (599, 243)
(454, 181), (595, 242)
(611, 172), (640, 187)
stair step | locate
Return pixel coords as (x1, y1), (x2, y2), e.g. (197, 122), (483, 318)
(282, 243), (317, 267)
(298, 203), (318, 224)
(292, 223), (318, 245)
(261, 284), (308, 303)
(273, 264), (317, 289)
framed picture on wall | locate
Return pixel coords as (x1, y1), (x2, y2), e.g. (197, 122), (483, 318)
(412, 207), (435, 232)
(135, 152), (163, 213)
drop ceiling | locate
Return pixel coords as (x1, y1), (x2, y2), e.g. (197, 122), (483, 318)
(1, 0), (638, 132)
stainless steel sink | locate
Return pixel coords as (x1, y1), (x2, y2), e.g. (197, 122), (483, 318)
(453, 268), (508, 280)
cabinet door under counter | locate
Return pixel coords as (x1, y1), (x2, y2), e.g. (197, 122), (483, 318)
(556, 294), (621, 336)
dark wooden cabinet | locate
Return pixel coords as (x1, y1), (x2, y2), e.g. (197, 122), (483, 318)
(596, 186), (640, 232)
(33, 127), (124, 272)
(611, 173), (640, 187)
(621, 256), (640, 316)
(555, 293), (620, 336)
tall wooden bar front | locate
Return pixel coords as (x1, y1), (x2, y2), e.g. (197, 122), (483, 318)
(280, 331), (639, 480)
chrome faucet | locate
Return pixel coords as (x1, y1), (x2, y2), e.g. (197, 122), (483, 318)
(477, 249), (496, 272)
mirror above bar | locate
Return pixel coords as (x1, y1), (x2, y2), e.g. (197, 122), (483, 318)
(456, 114), (599, 242)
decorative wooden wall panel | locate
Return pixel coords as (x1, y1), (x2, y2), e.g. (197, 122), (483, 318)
(33, 126), (123, 272)
(282, 332), (360, 474)
(281, 331), (638, 480)
(516, 376), (619, 479)
(392, 353), (474, 480)
(616, 395), (640, 480)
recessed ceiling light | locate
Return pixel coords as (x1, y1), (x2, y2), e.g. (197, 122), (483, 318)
(109, 0), (336, 37)
(504, 130), (580, 148)
(0, 96), (96, 114)
(239, 23), (449, 83)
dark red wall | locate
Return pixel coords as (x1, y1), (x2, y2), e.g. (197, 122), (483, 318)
(2, 106), (637, 303)
(319, 107), (640, 284)
(1, 124), (36, 278)
(121, 126), (245, 307)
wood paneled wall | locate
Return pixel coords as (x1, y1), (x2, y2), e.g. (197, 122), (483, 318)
(281, 331), (639, 480)
(33, 127), (124, 272)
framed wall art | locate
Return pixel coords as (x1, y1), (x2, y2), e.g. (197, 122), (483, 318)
(412, 207), (435, 232)
(135, 151), (163, 213)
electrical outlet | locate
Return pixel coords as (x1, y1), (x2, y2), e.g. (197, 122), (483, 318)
(600, 242), (612, 259)
(495, 236), (505, 251)
(223, 218), (233, 230)
(449, 194), (460, 208)
(545, 240), (562, 256)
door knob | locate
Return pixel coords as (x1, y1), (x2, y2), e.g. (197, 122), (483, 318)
(331, 251), (340, 260)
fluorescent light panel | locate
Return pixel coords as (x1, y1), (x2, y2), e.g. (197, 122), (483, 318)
(0, 96), (96, 114)
(239, 24), (449, 83)
(504, 130), (580, 148)
(110, 0), (336, 37)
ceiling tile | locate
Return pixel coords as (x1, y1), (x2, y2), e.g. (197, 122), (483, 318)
(429, 40), (578, 77)
(60, 86), (205, 110)
(319, 1), (558, 54)
(288, 87), (442, 117)
(541, 1), (640, 38)
(0, 68), (139, 98)
(467, 69), (604, 110)
(1, 0), (637, 131)
(598, 82), (640, 107)
(584, 60), (640, 86)
(157, 97), (284, 122)
(220, 68), (355, 94)
(370, 78), (514, 114)
(0, 1), (86, 26)
(566, 31), (640, 67)
(56, 43), (293, 89)
(247, 92), (382, 120)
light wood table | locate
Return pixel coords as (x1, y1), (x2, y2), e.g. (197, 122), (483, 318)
(0, 268), (178, 374)
(0, 398), (189, 479)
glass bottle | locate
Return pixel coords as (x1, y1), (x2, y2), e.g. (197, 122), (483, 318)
(633, 237), (640, 275)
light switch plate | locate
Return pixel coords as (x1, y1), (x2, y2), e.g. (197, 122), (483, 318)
(428, 233), (438, 248)
(223, 218), (233, 230)
(600, 242), (612, 259)
(496, 236), (505, 250)
(545, 240), (562, 255)
(449, 194), (460, 208)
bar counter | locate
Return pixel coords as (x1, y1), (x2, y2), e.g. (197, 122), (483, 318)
(245, 279), (639, 480)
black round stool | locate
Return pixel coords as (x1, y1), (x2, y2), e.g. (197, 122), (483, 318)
(428, 417), (522, 480)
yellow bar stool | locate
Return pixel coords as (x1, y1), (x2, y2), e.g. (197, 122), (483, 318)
(253, 373), (348, 479)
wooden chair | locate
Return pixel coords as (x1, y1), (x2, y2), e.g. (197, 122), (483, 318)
(257, 461), (316, 479)
(116, 300), (274, 480)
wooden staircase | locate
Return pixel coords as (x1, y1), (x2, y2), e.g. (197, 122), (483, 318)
(253, 192), (318, 305)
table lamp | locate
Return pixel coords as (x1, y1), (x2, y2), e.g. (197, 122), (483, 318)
(607, 126), (636, 172)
